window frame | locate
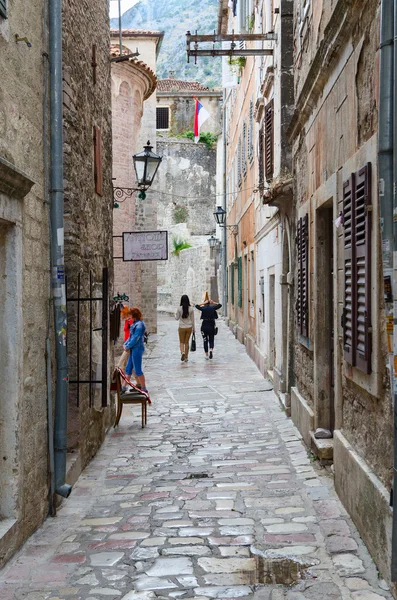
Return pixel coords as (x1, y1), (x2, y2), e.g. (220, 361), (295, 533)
(156, 106), (170, 131)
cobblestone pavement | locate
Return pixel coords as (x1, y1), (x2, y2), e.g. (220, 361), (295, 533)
(0, 317), (392, 600)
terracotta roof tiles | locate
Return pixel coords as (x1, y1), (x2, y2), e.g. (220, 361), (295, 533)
(157, 79), (210, 92)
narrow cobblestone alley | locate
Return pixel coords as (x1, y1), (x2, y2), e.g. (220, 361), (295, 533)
(0, 318), (391, 600)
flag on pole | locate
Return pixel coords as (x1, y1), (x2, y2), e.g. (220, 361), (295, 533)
(193, 97), (210, 143)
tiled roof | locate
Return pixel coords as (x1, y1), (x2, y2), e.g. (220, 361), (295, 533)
(157, 79), (210, 92)
(110, 29), (163, 37)
(110, 44), (157, 100)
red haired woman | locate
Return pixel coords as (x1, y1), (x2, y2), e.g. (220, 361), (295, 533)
(124, 307), (148, 394)
(117, 306), (133, 375)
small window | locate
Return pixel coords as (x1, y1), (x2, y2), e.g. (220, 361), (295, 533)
(156, 107), (169, 130)
(0, 0), (7, 18)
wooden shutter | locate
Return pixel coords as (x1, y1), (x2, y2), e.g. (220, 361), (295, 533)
(342, 164), (372, 373)
(354, 163), (372, 373)
(242, 122), (247, 176)
(238, 139), (242, 186)
(296, 214), (309, 337)
(93, 126), (103, 196)
(258, 125), (264, 187)
(0, 0), (7, 19)
(238, 256), (243, 308)
(264, 99), (274, 181)
(342, 174), (355, 365)
(231, 264), (235, 305)
(248, 101), (254, 161)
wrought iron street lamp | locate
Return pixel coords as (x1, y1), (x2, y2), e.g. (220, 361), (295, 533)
(207, 235), (218, 249)
(113, 141), (162, 207)
(213, 206), (238, 235)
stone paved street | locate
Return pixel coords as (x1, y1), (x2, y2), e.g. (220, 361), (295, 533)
(0, 317), (392, 600)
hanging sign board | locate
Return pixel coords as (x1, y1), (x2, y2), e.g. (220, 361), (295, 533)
(122, 231), (168, 262)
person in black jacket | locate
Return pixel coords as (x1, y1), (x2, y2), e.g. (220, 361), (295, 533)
(195, 294), (222, 360)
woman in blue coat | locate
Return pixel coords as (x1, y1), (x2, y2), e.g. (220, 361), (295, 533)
(195, 293), (222, 360)
(123, 307), (148, 393)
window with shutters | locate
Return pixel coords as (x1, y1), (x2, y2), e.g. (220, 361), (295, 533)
(264, 99), (274, 181)
(258, 125), (264, 188)
(93, 126), (103, 196)
(238, 256), (243, 308)
(342, 163), (372, 374)
(0, 0), (7, 19)
(242, 122), (247, 177)
(296, 214), (309, 338)
(156, 107), (170, 130)
(248, 101), (254, 162)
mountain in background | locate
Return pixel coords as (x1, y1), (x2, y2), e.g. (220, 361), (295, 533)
(110, 0), (222, 88)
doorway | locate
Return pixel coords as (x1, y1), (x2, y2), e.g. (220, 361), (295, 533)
(314, 204), (335, 432)
(268, 271), (276, 372)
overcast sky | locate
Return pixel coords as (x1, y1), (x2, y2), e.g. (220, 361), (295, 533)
(109, 0), (139, 19)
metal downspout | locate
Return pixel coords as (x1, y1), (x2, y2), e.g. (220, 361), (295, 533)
(222, 89), (228, 316)
(49, 0), (72, 499)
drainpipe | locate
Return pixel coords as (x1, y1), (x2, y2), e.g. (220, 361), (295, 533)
(49, 0), (72, 499)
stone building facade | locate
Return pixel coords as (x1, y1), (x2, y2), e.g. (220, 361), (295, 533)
(0, 0), (50, 566)
(156, 78), (221, 137)
(111, 30), (163, 335)
(63, 0), (114, 480)
(289, 0), (392, 585)
(156, 138), (218, 312)
(0, 0), (114, 567)
(218, 0), (394, 589)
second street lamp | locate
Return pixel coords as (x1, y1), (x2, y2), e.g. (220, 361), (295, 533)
(113, 141), (162, 207)
(208, 235), (218, 249)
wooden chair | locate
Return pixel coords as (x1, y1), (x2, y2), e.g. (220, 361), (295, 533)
(111, 368), (151, 428)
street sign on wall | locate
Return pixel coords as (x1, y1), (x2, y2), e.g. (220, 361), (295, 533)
(122, 231), (168, 261)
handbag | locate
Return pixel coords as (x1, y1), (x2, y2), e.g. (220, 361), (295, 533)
(214, 327), (218, 335)
(191, 332), (196, 352)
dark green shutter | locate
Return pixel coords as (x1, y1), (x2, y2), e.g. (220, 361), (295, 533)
(231, 264), (235, 305)
(0, 0), (7, 18)
(238, 257), (242, 308)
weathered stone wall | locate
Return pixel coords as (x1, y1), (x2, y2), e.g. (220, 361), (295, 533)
(62, 0), (114, 468)
(0, 0), (51, 566)
(155, 138), (217, 313)
(291, 0), (392, 587)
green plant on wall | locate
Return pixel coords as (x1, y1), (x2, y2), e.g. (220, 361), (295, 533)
(228, 56), (246, 75)
(172, 237), (192, 256)
(174, 205), (189, 224)
(179, 130), (218, 150)
(247, 13), (255, 32)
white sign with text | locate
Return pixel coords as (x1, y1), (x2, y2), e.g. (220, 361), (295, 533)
(122, 231), (168, 261)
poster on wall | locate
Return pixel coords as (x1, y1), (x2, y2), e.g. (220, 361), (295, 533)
(122, 231), (168, 262)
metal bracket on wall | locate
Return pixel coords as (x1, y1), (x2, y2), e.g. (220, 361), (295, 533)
(186, 30), (276, 62)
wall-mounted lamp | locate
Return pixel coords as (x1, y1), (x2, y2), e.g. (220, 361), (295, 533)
(113, 141), (162, 207)
(213, 206), (238, 235)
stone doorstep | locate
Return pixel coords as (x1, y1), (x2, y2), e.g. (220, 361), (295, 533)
(310, 431), (334, 462)
(277, 392), (291, 418)
(0, 519), (18, 570)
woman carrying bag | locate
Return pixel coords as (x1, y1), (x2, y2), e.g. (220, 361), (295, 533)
(175, 295), (195, 362)
(195, 291), (222, 360)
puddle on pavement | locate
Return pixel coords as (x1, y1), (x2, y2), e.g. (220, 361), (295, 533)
(249, 545), (319, 585)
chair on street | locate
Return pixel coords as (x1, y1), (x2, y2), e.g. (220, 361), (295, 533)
(110, 367), (151, 429)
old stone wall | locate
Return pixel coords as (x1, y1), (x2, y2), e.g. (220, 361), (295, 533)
(155, 138), (217, 313)
(62, 0), (114, 468)
(0, 0), (51, 566)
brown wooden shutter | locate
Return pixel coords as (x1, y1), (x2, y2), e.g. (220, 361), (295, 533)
(342, 163), (372, 373)
(264, 99), (274, 181)
(354, 163), (372, 373)
(342, 174), (355, 365)
(93, 126), (103, 196)
(258, 125), (264, 187)
(296, 214), (309, 337)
